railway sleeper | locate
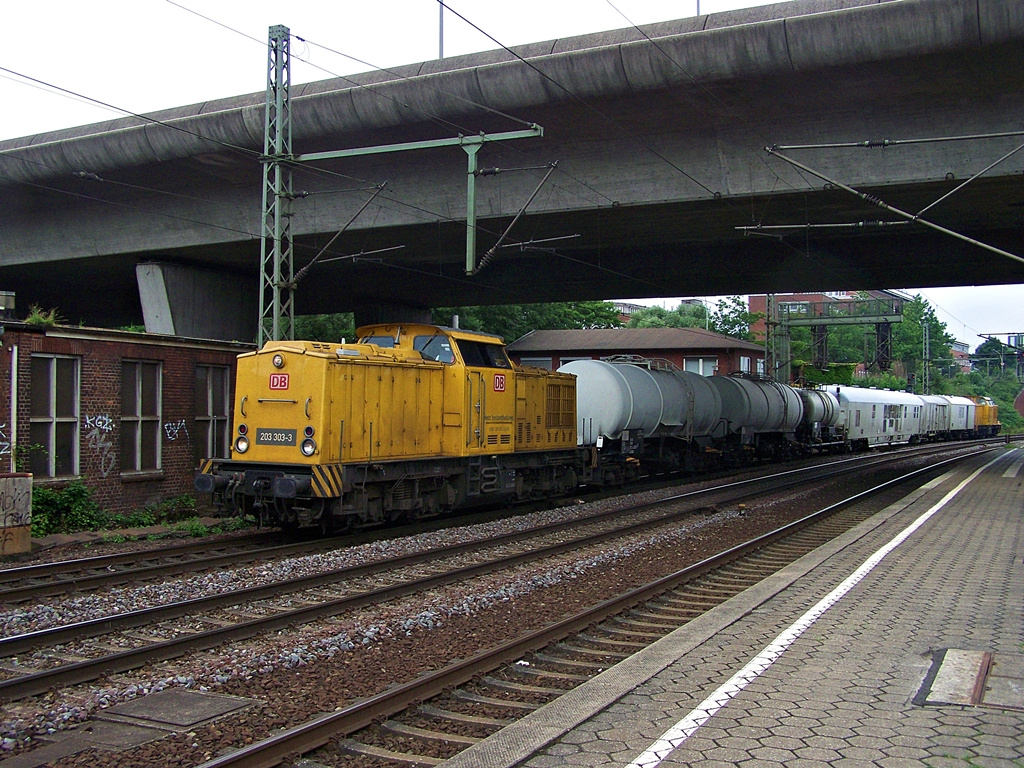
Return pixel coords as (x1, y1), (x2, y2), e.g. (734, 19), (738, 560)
(531, 652), (610, 673)
(507, 663), (591, 685)
(577, 632), (648, 650)
(380, 719), (481, 747)
(417, 704), (511, 728)
(337, 738), (442, 767)
(481, 676), (563, 697)
(558, 642), (632, 661)
(452, 690), (541, 712)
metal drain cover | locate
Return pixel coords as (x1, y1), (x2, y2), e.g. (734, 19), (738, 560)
(918, 649), (1024, 711)
(103, 688), (255, 728)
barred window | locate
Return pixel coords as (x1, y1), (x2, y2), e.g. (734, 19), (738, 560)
(29, 355), (80, 477)
(121, 361), (162, 471)
(195, 365), (230, 459)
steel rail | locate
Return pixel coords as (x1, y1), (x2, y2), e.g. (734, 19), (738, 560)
(195, 448), (994, 768)
(0, 532), (277, 584)
(0, 442), (987, 701)
(0, 533), (358, 603)
(0, 440), (972, 654)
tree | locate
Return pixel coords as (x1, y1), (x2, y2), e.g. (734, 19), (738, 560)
(891, 296), (956, 389)
(431, 301), (622, 342)
(709, 296), (763, 341)
(973, 337), (1012, 376)
(294, 313), (356, 342)
(627, 303), (709, 329)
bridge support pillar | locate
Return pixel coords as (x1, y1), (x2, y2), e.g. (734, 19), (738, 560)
(136, 263), (257, 343)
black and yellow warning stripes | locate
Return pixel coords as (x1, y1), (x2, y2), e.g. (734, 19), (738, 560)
(311, 464), (344, 498)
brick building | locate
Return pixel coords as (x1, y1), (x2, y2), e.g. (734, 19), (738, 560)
(0, 321), (250, 517)
(506, 327), (765, 376)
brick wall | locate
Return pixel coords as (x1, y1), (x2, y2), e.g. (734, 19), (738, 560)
(0, 323), (250, 518)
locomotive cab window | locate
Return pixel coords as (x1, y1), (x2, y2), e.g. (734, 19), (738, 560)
(456, 340), (511, 369)
(361, 335), (397, 348)
(414, 335), (455, 364)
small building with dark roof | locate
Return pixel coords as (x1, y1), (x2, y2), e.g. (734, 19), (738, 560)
(506, 327), (765, 376)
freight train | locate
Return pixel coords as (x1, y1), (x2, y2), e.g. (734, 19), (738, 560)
(195, 323), (999, 531)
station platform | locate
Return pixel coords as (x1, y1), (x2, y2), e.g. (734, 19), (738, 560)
(444, 446), (1024, 768)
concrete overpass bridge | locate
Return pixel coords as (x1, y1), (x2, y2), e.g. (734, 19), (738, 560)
(1, 0), (1022, 340)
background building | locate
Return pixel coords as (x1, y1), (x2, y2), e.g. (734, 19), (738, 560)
(0, 321), (250, 517)
(507, 327), (765, 376)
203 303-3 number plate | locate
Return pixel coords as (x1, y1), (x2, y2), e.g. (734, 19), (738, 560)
(255, 428), (297, 446)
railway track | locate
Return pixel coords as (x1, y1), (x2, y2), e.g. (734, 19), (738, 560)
(2, 438), (1004, 609)
(191, 447), (995, 768)
(0, 442), (993, 709)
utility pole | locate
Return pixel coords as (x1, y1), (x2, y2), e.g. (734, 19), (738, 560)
(259, 25), (294, 346)
(256, 25), (544, 343)
(922, 321), (931, 394)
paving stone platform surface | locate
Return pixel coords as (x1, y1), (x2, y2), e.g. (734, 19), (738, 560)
(444, 447), (1024, 768)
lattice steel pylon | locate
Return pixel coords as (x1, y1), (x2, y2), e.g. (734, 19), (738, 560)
(922, 321), (931, 394)
(258, 25), (294, 346)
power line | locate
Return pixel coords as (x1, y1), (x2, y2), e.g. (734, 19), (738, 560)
(437, 0), (718, 198)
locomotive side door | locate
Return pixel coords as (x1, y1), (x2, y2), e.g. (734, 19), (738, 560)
(455, 338), (516, 456)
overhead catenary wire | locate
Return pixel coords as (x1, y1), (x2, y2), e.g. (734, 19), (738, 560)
(162, 2), (596, 248)
(0, 3), (696, 307)
(602, 0), (804, 202)
(290, 31), (617, 209)
(436, 1), (718, 200)
(764, 145), (1024, 267)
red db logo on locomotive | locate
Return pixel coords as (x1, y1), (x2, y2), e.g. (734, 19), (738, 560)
(269, 373), (290, 390)
(494, 373), (506, 392)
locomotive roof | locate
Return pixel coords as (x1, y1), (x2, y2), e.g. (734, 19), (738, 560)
(356, 323), (506, 344)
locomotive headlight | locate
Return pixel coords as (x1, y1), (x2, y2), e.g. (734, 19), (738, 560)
(272, 353), (285, 369)
(235, 435), (250, 453)
(300, 438), (317, 457)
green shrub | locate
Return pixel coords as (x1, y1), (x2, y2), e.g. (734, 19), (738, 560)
(173, 517), (211, 537)
(142, 494), (196, 524)
(31, 482), (108, 537)
(106, 509), (158, 529)
(795, 362), (858, 387)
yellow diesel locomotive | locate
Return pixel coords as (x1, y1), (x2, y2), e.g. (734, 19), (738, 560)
(970, 395), (1002, 437)
(195, 324), (582, 531)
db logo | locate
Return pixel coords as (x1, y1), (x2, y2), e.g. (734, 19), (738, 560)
(269, 373), (290, 390)
(493, 373), (506, 392)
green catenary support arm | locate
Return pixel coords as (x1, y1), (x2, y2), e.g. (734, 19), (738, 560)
(295, 127), (544, 275)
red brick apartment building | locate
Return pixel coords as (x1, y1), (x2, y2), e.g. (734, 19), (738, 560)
(506, 327), (765, 376)
(748, 291), (859, 340)
(0, 321), (250, 517)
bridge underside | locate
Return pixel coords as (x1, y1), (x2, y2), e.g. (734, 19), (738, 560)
(8, 175), (1022, 332)
(2, 0), (1023, 338)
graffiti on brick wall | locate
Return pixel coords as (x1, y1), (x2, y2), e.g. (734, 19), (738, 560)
(163, 419), (189, 443)
(83, 414), (116, 478)
(0, 475), (31, 528)
(0, 423), (10, 457)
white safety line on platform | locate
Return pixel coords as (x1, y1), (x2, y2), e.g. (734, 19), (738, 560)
(1001, 449), (1024, 478)
(623, 452), (1004, 768)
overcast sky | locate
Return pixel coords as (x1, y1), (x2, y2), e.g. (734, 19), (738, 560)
(2, 0), (1022, 349)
